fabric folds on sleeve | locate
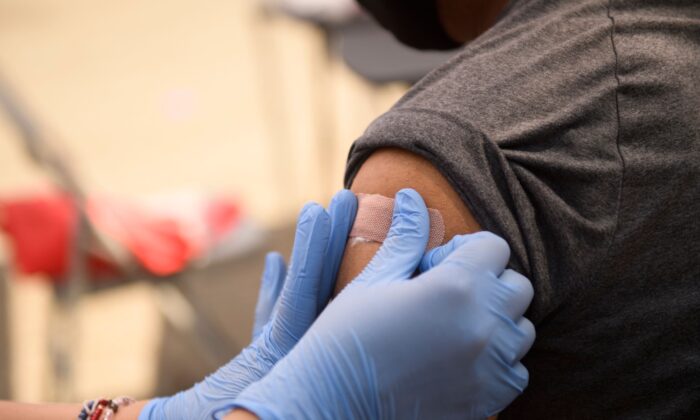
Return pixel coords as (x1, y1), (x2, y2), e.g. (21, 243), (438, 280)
(344, 108), (552, 319)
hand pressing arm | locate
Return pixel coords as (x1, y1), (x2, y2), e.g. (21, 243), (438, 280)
(336, 147), (481, 293)
(229, 189), (535, 419)
(337, 148), (507, 420)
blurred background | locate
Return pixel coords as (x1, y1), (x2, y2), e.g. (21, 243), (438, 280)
(0, 0), (454, 403)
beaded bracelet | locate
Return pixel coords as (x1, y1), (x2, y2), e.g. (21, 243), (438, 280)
(78, 396), (135, 420)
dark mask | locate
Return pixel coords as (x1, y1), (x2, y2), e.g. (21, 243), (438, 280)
(357, 0), (462, 50)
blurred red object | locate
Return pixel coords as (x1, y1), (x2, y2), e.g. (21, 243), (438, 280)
(0, 194), (75, 279)
(0, 192), (242, 281)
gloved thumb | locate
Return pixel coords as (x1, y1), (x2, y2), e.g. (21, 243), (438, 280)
(270, 204), (331, 346)
(418, 233), (475, 273)
(317, 189), (357, 313)
(434, 231), (511, 278)
(353, 188), (429, 284)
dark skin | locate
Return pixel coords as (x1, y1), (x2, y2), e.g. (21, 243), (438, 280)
(436, 0), (510, 44)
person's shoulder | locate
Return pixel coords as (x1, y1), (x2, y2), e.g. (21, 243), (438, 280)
(336, 147), (481, 293)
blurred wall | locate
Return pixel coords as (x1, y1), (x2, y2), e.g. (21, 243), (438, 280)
(0, 0), (407, 403)
(0, 0), (406, 225)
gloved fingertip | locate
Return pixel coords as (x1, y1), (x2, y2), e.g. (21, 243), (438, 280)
(418, 234), (476, 272)
(474, 231), (511, 260)
(265, 251), (285, 269)
(394, 188), (425, 216)
(263, 252), (286, 288)
(352, 189), (430, 283)
(443, 231), (511, 277)
(287, 203), (331, 290)
(387, 189), (429, 242)
(501, 269), (534, 305)
(419, 247), (438, 273)
(298, 201), (317, 220)
(506, 316), (536, 367)
(298, 202), (325, 223)
(517, 317), (536, 350)
(484, 363), (529, 417)
(295, 204), (331, 247)
(330, 189), (357, 208)
(328, 190), (358, 228)
(511, 362), (530, 392)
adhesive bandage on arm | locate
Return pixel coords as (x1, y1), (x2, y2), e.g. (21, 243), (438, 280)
(349, 193), (445, 250)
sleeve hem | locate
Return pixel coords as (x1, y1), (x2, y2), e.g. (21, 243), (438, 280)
(344, 107), (535, 286)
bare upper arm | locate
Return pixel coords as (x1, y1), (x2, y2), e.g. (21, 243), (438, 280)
(334, 147), (482, 294)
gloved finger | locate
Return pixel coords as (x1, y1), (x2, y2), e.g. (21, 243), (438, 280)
(252, 252), (287, 340)
(273, 203), (331, 344)
(438, 231), (511, 278)
(490, 316), (536, 366)
(509, 362), (530, 393)
(317, 189), (358, 312)
(353, 188), (429, 284)
(512, 317), (536, 363)
(486, 362), (529, 417)
(495, 269), (534, 320)
(418, 233), (477, 273)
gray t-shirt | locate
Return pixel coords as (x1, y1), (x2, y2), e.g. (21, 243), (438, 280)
(345, 0), (700, 418)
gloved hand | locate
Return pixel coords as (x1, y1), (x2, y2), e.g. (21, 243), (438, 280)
(231, 188), (536, 419)
(250, 251), (286, 341)
(139, 189), (358, 420)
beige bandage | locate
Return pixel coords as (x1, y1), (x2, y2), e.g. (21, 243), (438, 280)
(349, 193), (445, 250)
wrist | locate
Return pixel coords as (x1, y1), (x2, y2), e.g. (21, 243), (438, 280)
(138, 343), (277, 420)
(232, 332), (378, 420)
(137, 397), (169, 420)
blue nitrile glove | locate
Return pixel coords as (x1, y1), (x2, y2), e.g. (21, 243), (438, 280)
(139, 189), (357, 420)
(251, 252), (286, 341)
(231, 188), (536, 419)
(418, 232), (480, 273)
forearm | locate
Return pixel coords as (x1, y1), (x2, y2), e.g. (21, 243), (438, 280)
(0, 401), (82, 420)
(0, 400), (148, 420)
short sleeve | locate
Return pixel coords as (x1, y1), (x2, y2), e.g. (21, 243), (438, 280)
(344, 107), (620, 323)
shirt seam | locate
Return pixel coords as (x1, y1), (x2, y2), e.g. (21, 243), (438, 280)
(604, 0), (626, 266)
